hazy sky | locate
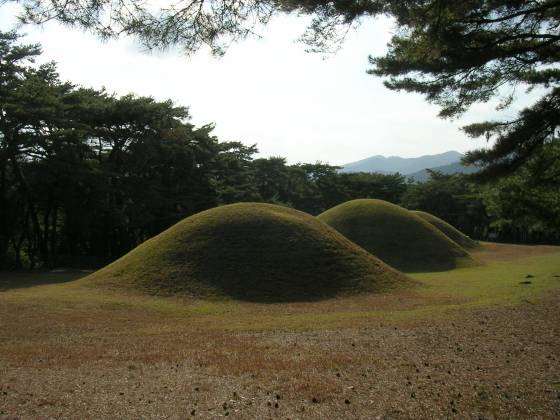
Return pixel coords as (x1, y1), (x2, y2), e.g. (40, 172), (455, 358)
(1, 4), (513, 165)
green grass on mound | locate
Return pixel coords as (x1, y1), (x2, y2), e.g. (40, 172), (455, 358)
(83, 203), (412, 302)
(318, 199), (475, 272)
(412, 210), (478, 249)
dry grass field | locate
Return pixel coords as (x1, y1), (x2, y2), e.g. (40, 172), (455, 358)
(1, 242), (559, 419)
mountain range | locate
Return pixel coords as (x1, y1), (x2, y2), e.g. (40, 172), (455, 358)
(340, 151), (476, 181)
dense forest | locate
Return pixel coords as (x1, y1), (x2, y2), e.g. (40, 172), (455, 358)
(1, 31), (559, 269)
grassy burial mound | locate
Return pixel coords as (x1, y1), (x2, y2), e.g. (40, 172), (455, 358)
(412, 210), (479, 249)
(318, 199), (474, 272)
(84, 203), (411, 302)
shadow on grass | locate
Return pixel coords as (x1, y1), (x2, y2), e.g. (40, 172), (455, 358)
(0, 270), (90, 291)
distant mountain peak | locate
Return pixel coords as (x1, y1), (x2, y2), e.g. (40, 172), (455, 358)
(407, 161), (478, 182)
(340, 151), (465, 175)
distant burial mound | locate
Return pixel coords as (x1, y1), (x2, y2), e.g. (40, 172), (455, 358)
(411, 210), (478, 249)
(84, 203), (410, 301)
(318, 199), (473, 272)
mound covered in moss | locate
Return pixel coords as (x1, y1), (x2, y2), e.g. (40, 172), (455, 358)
(318, 199), (474, 272)
(84, 203), (411, 301)
(411, 210), (478, 249)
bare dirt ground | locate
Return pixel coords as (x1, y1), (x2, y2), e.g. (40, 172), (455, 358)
(1, 244), (559, 419)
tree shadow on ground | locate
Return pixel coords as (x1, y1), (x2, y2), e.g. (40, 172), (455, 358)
(0, 270), (90, 291)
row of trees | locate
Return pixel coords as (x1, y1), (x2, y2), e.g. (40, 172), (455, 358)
(1, 31), (558, 269)
(9, 0), (559, 182)
(0, 30), (410, 267)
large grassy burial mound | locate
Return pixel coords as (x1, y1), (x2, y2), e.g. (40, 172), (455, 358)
(318, 199), (474, 272)
(412, 210), (479, 249)
(84, 203), (410, 302)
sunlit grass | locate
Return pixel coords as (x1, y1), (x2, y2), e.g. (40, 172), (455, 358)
(1, 245), (559, 333)
(412, 251), (560, 306)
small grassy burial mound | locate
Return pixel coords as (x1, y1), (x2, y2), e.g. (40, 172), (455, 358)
(318, 199), (474, 272)
(84, 203), (411, 302)
(411, 210), (478, 249)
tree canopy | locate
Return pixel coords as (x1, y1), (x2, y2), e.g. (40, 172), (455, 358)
(9, 0), (559, 179)
(368, 1), (560, 180)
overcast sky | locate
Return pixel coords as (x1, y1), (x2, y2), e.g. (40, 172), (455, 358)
(0, 4), (515, 165)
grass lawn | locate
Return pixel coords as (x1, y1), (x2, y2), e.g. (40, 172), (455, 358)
(318, 199), (474, 272)
(0, 242), (559, 418)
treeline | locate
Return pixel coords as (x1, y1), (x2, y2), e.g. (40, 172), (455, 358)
(1, 31), (558, 269)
